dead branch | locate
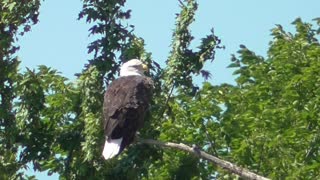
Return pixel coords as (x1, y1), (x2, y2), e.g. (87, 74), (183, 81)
(138, 138), (270, 180)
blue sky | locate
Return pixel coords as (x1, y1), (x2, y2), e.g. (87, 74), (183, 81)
(17, 0), (319, 179)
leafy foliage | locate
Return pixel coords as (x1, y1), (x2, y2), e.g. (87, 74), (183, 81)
(1, 0), (320, 179)
(0, 1), (41, 179)
(78, 0), (134, 82)
(164, 0), (221, 93)
(218, 18), (320, 179)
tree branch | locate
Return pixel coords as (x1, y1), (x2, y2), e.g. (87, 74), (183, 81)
(158, 84), (175, 119)
(137, 138), (270, 180)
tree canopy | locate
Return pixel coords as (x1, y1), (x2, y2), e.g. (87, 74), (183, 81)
(1, 0), (320, 179)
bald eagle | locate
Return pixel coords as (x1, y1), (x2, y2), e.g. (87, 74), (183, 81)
(102, 59), (153, 159)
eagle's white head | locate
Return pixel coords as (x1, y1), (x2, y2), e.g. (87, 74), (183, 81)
(120, 59), (148, 77)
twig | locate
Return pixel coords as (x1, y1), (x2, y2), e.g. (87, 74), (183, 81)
(137, 138), (270, 180)
(178, 0), (187, 8)
(159, 84), (175, 119)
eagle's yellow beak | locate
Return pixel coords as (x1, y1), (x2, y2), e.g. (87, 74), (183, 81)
(142, 64), (148, 72)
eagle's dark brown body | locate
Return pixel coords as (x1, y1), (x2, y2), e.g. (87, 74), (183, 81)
(103, 75), (153, 155)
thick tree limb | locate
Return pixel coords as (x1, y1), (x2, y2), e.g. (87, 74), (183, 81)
(138, 138), (270, 180)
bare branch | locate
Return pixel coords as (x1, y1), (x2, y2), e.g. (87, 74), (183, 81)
(161, 84), (175, 116)
(178, 0), (187, 8)
(138, 138), (270, 180)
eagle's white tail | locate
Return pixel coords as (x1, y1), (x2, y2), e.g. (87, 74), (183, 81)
(102, 137), (123, 160)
